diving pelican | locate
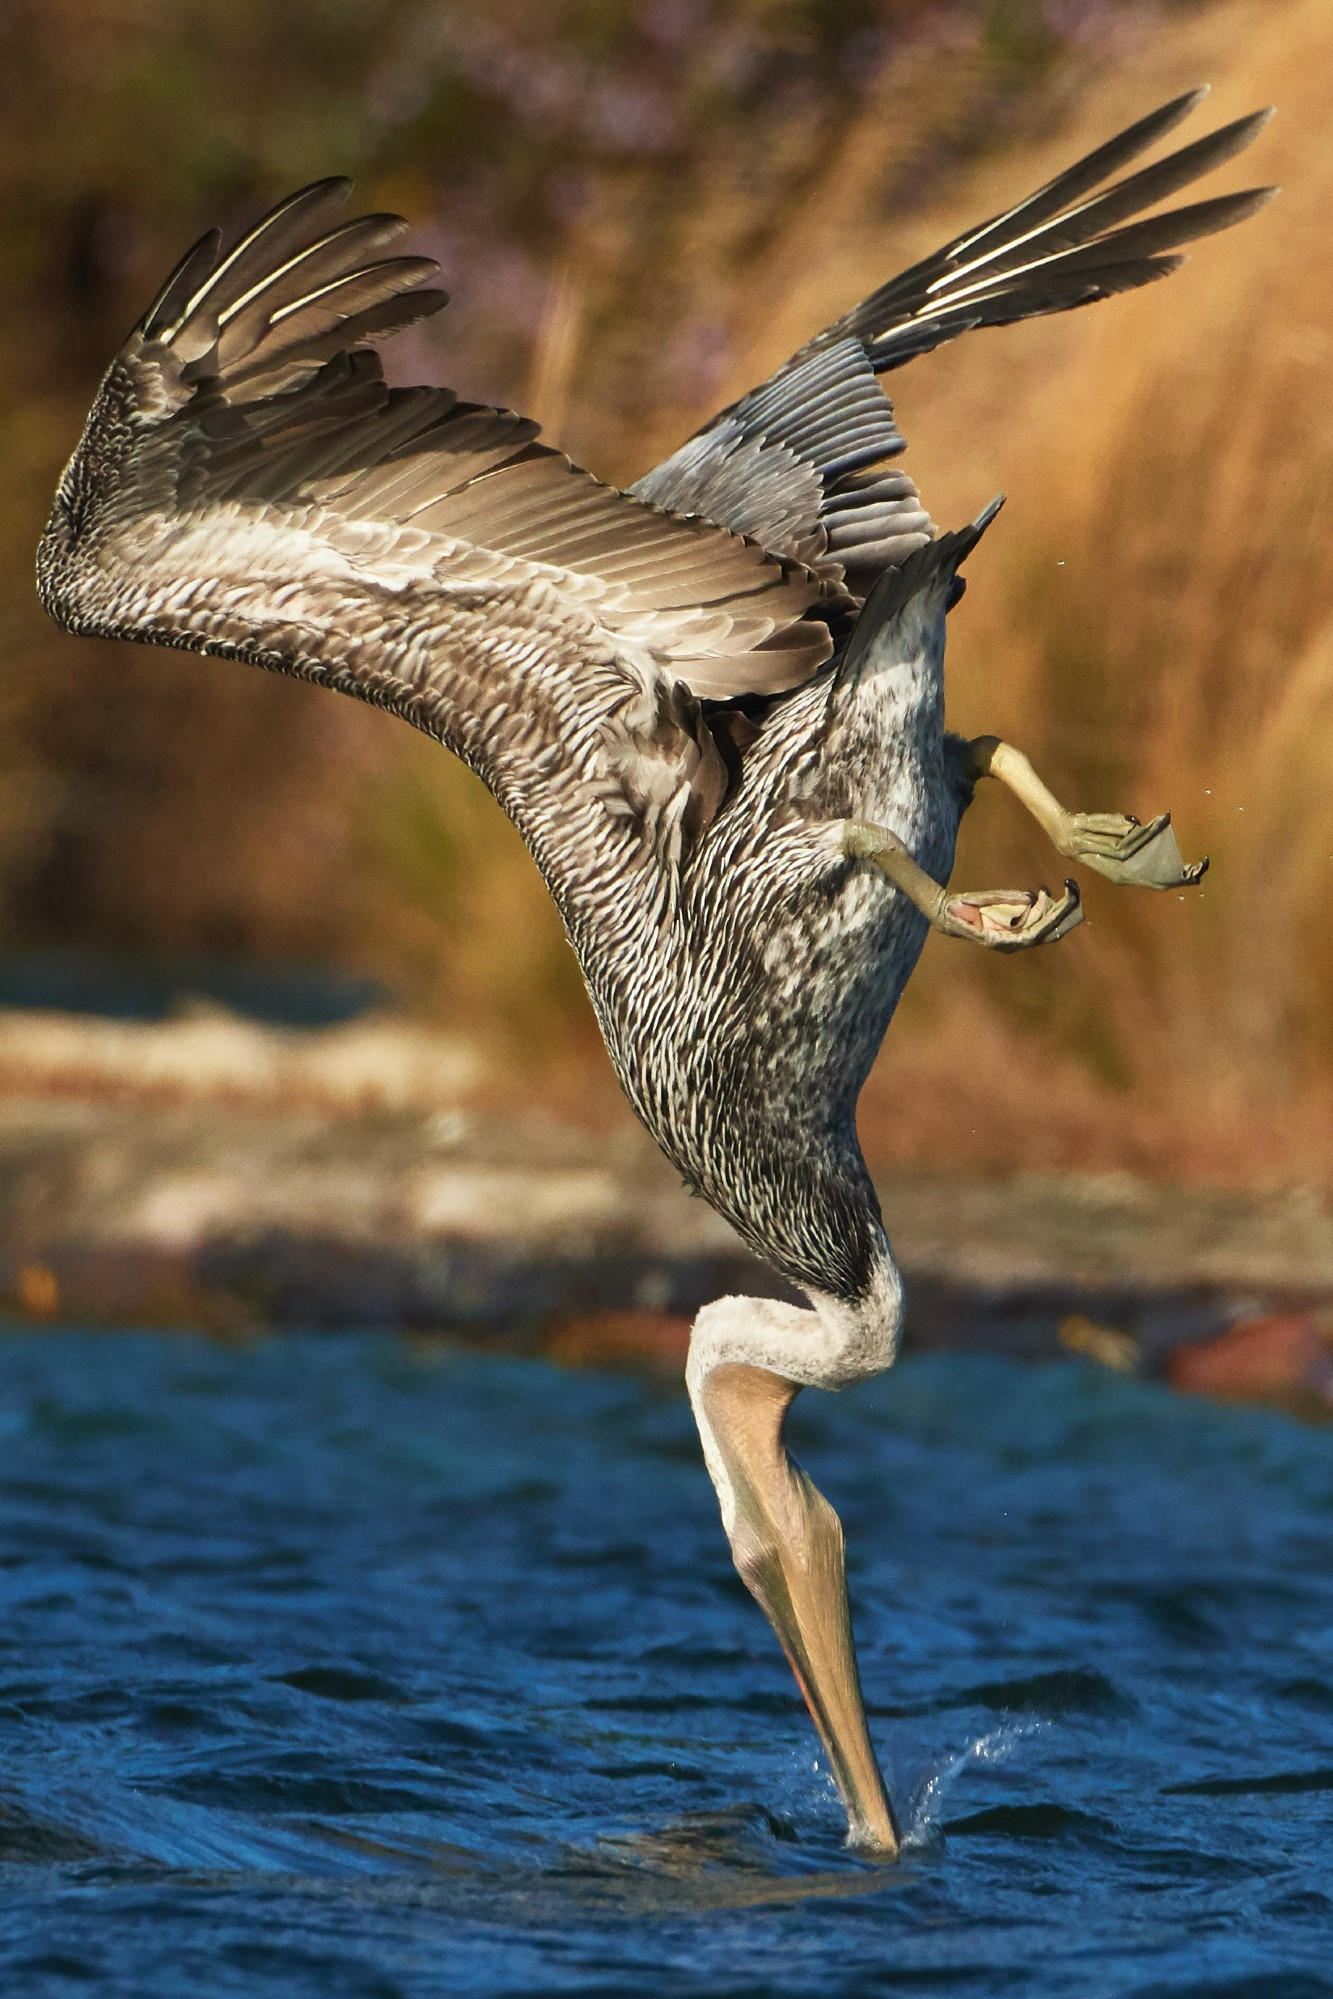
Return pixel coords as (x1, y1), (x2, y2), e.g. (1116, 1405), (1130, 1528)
(38, 90), (1272, 1854)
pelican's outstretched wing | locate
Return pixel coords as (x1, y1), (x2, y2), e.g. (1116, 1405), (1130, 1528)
(38, 181), (838, 875)
(634, 89), (1273, 598)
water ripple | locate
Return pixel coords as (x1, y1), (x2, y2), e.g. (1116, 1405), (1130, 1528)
(1, 1335), (1331, 1996)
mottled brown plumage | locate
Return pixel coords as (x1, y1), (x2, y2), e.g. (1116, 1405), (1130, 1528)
(37, 88), (1272, 1853)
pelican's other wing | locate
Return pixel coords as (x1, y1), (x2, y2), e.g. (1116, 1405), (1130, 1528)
(38, 181), (835, 872)
(634, 89), (1273, 601)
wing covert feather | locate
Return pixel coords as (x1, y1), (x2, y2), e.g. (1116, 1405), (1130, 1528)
(635, 90), (1273, 600)
(39, 183), (840, 888)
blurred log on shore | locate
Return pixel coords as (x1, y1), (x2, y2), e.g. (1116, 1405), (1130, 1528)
(2, 1001), (1333, 1412)
(1165, 1310), (1333, 1416)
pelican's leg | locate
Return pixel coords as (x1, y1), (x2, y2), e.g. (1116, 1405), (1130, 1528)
(958, 735), (1208, 889)
(690, 1355), (901, 1857)
(843, 817), (1083, 952)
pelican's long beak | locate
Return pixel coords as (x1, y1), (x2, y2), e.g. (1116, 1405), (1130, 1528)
(698, 1363), (901, 1857)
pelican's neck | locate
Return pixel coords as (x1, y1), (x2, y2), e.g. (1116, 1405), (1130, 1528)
(686, 1262), (904, 1533)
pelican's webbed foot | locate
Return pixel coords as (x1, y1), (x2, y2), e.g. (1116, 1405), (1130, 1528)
(939, 881), (1084, 950)
(959, 738), (1209, 890)
(1053, 810), (1207, 889)
(843, 819), (1083, 952)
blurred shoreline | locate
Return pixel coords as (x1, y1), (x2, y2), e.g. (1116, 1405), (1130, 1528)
(3, 1004), (1332, 1415)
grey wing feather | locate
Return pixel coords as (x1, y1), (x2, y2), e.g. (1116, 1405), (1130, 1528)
(633, 334), (930, 596)
(636, 89), (1273, 600)
(39, 182), (841, 884)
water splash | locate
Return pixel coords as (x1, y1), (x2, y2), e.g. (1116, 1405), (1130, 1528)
(900, 1720), (1044, 1849)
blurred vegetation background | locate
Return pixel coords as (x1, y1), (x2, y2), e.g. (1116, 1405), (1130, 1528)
(0, 0), (1327, 1182)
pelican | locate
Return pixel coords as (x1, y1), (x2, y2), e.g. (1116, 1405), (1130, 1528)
(38, 89), (1271, 1855)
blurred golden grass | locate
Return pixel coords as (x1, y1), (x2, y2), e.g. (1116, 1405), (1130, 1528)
(516, 0), (1333, 1182)
(860, 0), (1333, 1181)
(3, 0), (1331, 1183)
(580, 0), (1330, 1186)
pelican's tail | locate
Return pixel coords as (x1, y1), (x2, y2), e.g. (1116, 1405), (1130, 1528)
(838, 496), (1003, 679)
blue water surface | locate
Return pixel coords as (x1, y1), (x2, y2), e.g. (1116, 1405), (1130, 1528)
(1, 1332), (1331, 1999)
